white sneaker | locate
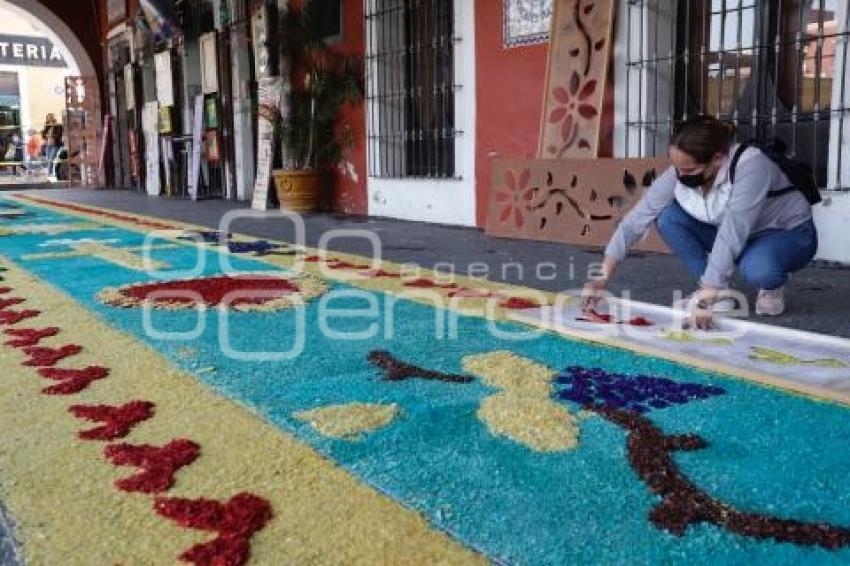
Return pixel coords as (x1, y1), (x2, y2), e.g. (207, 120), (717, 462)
(673, 293), (738, 314)
(756, 287), (786, 316)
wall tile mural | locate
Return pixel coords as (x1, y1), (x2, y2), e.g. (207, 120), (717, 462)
(504, 0), (554, 47)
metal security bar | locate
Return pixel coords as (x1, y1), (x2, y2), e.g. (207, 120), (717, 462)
(622, 0), (850, 190)
(365, 0), (460, 179)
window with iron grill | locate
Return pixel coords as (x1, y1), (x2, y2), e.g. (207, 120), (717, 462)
(365, 0), (459, 179)
(620, 0), (849, 190)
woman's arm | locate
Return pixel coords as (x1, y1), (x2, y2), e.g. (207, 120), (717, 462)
(582, 166), (677, 309)
(604, 165), (678, 262)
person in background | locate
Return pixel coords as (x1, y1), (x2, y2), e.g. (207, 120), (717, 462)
(582, 116), (818, 329)
(26, 128), (43, 173)
(4, 132), (23, 176)
(41, 113), (63, 179)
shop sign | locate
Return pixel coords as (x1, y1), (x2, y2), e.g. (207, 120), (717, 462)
(0, 34), (67, 68)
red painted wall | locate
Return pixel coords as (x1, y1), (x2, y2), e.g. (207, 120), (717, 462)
(330, 0), (557, 223)
(474, 0), (549, 228)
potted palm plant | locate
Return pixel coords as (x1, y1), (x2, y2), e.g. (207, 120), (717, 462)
(273, 8), (364, 212)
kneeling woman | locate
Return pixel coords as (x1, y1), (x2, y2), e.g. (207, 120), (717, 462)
(583, 116), (818, 329)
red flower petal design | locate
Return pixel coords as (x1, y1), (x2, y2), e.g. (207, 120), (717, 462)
(22, 344), (82, 367)
(403, 279), (459, 290)
(499, 205), (513, 223)
(553, 87), (570, 104)
(38, 366), (109, 395)
(69, 401), (156, 441)
(447, 288), (500, 299)
(499, 297), (540, 310)
(0, 297), (26, 310)
(0, 309), (40, 326)
(360, 269), (402, 279)
(518, 168), (531, 190)
(579, 104), (599, 119)
(327, 261), (372, 271)
(4, 327), (60, 348)
(579, 79), (598, 101)
(0, 287), (12, 295)
(508, 169), (521, 192)
(569, 71), (581, 97)
(548, 107), (568, 124)
(154, 493), (272, 566)
(107, 275), (302, 310)
(105, 439), (200, 494)
(514, 208), (524, 229)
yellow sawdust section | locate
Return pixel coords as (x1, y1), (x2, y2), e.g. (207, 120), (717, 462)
(463, 352), (579, 452)
(0, 262), (484, 565)
(0, 222), (102, 236)
(77, 241), (169, 271)
(9, 196), (566, 323)
(295, 403), (400, 440)
(22, 243), (179, 271)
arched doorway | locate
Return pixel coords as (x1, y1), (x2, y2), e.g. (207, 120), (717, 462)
(0, 0), (101, 184)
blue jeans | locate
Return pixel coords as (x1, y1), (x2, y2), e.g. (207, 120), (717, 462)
(44, 145), (58, 175)
(655, 201), (818, 290)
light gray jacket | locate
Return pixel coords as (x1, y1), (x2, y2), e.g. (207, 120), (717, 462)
(605, 145), (813, 288)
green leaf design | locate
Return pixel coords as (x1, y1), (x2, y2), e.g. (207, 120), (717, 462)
(749, 347), (800, 365)
(749, 347), (847, 368)
(660, 330), (733, 346)
(810, 358), (848, 369)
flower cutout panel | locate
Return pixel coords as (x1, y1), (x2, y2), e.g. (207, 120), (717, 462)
(539, 0), (616, 158)
(486, 157), (670, 251)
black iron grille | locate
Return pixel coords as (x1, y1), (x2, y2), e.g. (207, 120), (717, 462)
(365, 0), (460, 179)
(622, 0), (849, 190)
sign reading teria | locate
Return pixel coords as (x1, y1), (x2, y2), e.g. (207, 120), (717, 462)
(0, 34), (67, 68)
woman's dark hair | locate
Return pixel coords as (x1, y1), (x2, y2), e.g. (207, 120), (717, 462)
(670, 116), (736, 164)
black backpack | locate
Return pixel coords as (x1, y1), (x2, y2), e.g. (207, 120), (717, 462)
(729, 139), (822, 205)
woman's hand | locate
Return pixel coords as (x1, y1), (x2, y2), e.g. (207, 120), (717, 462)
(684, 287), (719, 330)
(581, 255), (619, 311)
(581, 278), (609, 311)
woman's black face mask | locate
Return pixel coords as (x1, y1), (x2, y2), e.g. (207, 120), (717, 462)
(677, 171), (707, 188)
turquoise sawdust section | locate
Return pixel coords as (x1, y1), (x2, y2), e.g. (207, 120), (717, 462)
(2, 199), (850, 565)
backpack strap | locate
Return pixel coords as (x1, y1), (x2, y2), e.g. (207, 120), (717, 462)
(728, 141), (797, 199)
(728, 142), (751, 185)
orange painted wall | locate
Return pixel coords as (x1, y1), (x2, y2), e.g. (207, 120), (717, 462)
(328, 0), (368, 215)
(473, 0), (549, 228)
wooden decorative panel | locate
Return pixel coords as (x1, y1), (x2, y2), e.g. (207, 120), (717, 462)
(65, 76), (102, 187)
(538, 0), (615, 159)
(485, 158), (671, 253)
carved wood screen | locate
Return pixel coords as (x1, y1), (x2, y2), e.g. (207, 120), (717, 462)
(485, 158), (671, 253)
(65, 76), (102, 187)
(538, 0), (615, 159)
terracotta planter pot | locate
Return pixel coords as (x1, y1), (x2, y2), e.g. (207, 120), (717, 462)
(272, 169), (326, 213)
